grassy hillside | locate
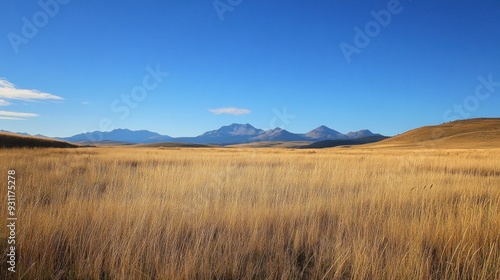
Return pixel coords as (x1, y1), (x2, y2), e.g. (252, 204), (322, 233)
(370, 118), (500, 149)
(0, 132), (78, 148)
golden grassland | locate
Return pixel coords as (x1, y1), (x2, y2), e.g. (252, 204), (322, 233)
(0, 147), (499, 279)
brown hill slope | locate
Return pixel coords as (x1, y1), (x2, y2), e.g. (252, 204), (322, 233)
(226, 141), (312, 148)
(137, 142), (216, 148)
(0, 133), (78, 148)
(369, 118), (500, 149)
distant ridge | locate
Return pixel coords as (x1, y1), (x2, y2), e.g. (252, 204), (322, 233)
(346, 129), (378, 139)
(59, 129), (167, 144)
(251, 128), (305, 142)
(369, 118), (500, 149)
(301, 135), (389, 149)
(54, 124), (384, 145)
(5, 118), (499, 148)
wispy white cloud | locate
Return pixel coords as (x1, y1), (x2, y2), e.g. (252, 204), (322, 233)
(0, 116), (26, 120)
(0, 110), (39, 121)
(209, 107), (251, 115)
(0, 99), (11, 106)
(0, 78), (62, 121)
(0, 78), (63, 101)
(81, 101), (90, 105)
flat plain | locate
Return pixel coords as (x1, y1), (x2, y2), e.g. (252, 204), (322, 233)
(1, 146), (499, 279)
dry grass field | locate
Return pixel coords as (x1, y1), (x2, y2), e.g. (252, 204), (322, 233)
(1, 146), (499, 279)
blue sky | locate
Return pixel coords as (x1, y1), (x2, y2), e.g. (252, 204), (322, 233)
(0, 0), (499, 137)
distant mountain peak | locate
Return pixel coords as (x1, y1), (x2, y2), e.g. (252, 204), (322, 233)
(316, 125), (330, 130)
(306, 125), (345, 140)
(201, 123), (263, 139)
(347, 129), (377, 138)
(231, 123), (253, 127)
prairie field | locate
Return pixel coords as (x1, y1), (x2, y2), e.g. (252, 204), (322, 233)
(1, 147), (499, 279)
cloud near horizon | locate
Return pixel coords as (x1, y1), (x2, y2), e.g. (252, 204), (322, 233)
(209, 107), (251, 115)
(0, 78), (63, 102)
(0, 110), (39, 121)
(0, 78), (63, 120)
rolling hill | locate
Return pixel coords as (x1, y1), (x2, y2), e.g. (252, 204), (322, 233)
(0, 132), (78, 148)
(368, 118), (500, 149)
(301, 135), (389, 149)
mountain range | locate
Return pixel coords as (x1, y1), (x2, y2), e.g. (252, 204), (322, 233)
(4, 118), (500, 149)
(55, 123), (383, 145)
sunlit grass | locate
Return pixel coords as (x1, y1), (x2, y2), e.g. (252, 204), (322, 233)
(1, 147), (499, 279)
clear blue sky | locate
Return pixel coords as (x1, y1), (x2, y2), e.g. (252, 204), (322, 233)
(1, 0), (499, 137)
